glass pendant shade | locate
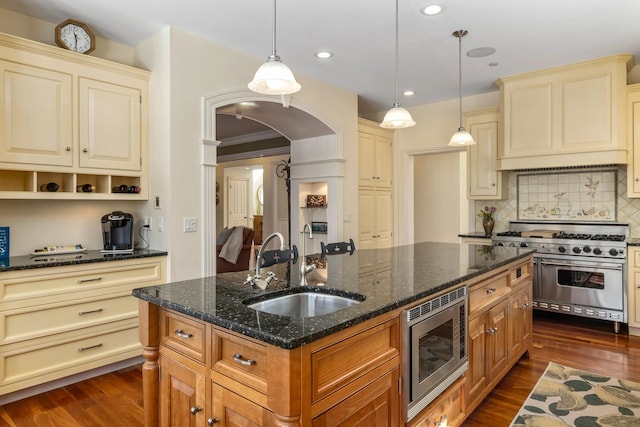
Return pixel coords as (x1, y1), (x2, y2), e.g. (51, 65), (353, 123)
(448, 29), (476, 146)
(449, 128), (475, 146)
(380, 102), (416, 129)
(248, 54), (301, 95)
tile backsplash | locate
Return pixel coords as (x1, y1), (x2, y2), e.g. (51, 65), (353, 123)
(474, 166), (640, 238)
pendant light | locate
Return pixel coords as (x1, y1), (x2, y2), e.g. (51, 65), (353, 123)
(248, 0), (301, 95)
(380, 0), (415, 129)
(448, 30), (476, 146)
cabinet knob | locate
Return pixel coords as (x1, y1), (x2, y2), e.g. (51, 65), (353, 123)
(82, 148), (88, 153)
(66, 146), (71, 151)
(636, 177), (639, 182)
(207, 418), (220, 425)
(486, 287), (496, 294)
(190, 406), (203, 415)
(492, 183), (496, 187)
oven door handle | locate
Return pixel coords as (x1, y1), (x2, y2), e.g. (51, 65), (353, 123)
(540, 260), (623, 271)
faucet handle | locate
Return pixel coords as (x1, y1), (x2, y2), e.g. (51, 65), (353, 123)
(243, 274), (254, 286)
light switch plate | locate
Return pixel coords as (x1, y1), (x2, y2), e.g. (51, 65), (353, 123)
(184, 217), (197, 232)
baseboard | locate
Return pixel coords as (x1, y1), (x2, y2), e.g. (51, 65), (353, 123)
(0, 356), (144, 405)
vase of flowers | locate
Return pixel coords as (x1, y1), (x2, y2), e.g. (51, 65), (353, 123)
(478, 206), (496, 236)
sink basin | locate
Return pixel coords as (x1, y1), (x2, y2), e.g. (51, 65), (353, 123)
(246, 291), (363, 318)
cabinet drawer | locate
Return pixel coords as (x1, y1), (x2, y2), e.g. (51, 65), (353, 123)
(408, 376), (466, 427)
(308, 318), (399, 404)
(0, 259), (164, 307)
(469, 271), (509, 315)
(0, 292), (138, 345)
(0, 323), (140, 393)
(212, 327), (268, 394)
(160, 309), (206, 364)
(509, 261), (532, 287)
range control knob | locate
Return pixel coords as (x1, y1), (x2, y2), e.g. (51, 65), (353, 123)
(558, 246), (567, 253)
(593, 248), (602, 255)
(520, 242), (528, 248)
(496, 242), (505, 247)
(609, 248), (619, 257)
(572, 247), (582, 254)
(583, 246), (591, 253)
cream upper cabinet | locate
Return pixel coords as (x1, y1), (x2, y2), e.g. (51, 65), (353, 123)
(0, 32), (150, 199)
(497, 55), (633, 170)
(627, 84), (640, 197)
(79, 78), (141, 171)
(358, 118), (393, 189)
(466, 107), (506, 200)
(0, 60), (73, 167)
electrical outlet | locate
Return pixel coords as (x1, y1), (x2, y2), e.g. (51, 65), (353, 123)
(143, 216), (152, 229)
(154, 194), (161, 209)
(157, 216), (164, 232)
(184, 217), (197, 232)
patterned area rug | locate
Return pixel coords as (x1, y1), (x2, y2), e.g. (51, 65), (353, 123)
(511, 362), (640, 426)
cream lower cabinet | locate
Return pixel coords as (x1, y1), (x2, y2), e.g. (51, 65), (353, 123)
(0, 256), (166, 396)
(465, 107), (506, 200)
(143, 306), (401, 426)
(627, 246), (640, 336)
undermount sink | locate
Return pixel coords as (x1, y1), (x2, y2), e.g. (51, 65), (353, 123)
(245, 291), (364, 318)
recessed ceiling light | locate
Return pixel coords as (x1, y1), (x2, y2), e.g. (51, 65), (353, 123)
(403, 90), (415, 96)
(315, 51), (333, 59)
(489, 62), (499, 67)
(467, 47), (496, 58)
(421, 4), (445, 16)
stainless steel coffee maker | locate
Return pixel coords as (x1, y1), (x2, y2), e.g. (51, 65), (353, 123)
(101, 211), (134, 252)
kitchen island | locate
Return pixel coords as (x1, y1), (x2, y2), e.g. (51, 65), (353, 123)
(133, 242), (533, 426)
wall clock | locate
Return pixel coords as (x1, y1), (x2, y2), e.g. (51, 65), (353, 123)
(55, 19), (95, 54)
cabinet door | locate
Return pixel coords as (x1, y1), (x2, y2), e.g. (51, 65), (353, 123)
(211, 383), (272, 427)
(628, 89), (640, 197)
(627, 249), (640, 330)
(508, 284), (532, 361)
(466, 314), (488, 405)
(160, 356), (206, 427)
(0, 60), (72, 167)
(466, 107), (505, 200)
(375, 189), (393, 249)
(79, 77), (141, 171)
(358, 131), (376, 188)
(375, 134), (393, 188)
(312, 368), (399, 427)
(487, 300), (509, 381)
(358, 188), (376, 250)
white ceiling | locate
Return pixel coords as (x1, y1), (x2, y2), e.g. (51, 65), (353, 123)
(3, 0), (640, 118)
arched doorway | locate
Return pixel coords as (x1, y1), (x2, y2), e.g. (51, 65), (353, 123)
(201, 90), (339, 276)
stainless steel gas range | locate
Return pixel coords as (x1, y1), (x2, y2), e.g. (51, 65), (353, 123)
(492, 221), (628, 332)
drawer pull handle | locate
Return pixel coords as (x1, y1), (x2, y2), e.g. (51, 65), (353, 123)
(175, 329), (193, 339)
(207, 417), (220, 425)
(233, 354), (256, 366)
(79, 343), (103, 352)
(190, 406), (202, 415)
(79, 308), (104, 315)
(486, 327), (498, 334)
(521, 303), (529, 310)
(77, 277), (102, 284)
(486, 287), (496, 294)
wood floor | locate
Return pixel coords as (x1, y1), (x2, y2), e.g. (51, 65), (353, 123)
(0, 311), (638, 426)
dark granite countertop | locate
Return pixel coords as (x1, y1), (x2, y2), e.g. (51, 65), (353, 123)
(133, 242), (533, 350)
(628, 239), (640, 246)
(458, 232), (493, 239)
(0, 248), (168, 272)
